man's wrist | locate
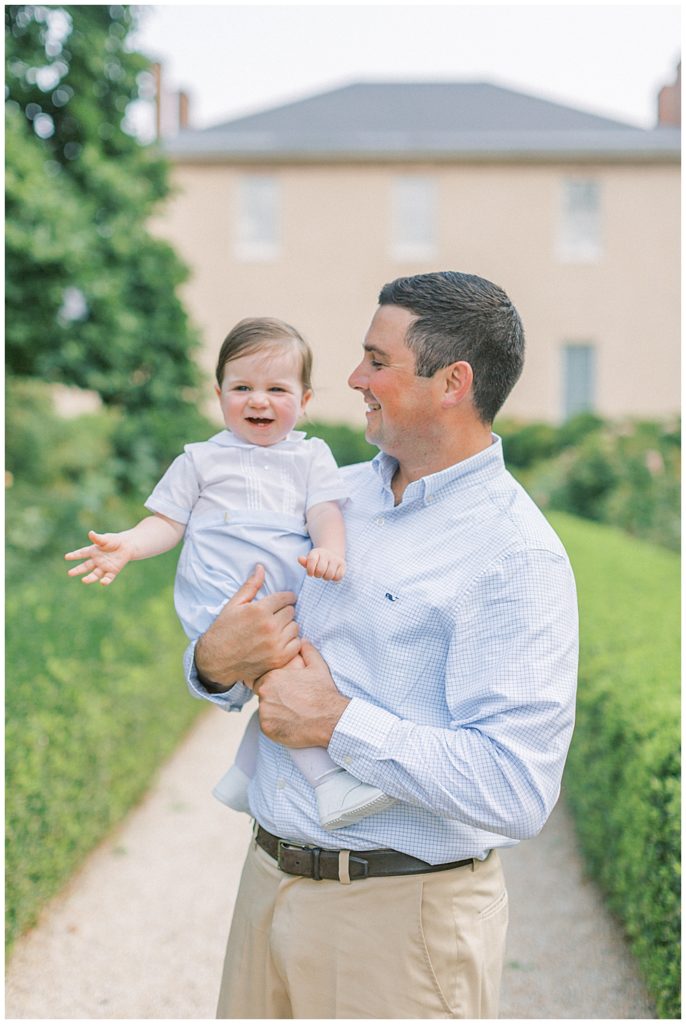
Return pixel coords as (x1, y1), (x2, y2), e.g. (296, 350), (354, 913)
(194, 661), (236, 694)
(193, 632), (235, 693)
(322, 694), (351, 747)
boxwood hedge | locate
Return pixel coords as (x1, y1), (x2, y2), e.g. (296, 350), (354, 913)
(551, 512), (680, 1019)
(5, 551), (202, 954)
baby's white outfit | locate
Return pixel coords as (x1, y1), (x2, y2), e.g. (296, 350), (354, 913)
(145, 429), (346, 639)
(145, 428), (394, 829)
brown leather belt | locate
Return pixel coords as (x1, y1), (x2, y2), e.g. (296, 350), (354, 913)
(255, 825), (475, 882)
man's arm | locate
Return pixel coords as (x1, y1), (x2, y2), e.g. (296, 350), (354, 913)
(193, 565), (302, 692)
(257, 550), (578, 841)
(327, 549), (579, 839)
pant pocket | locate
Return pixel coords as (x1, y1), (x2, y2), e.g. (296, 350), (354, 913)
(419, 865), (509, 1019)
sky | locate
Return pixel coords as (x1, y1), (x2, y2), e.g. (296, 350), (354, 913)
(129, 3), (681, 138)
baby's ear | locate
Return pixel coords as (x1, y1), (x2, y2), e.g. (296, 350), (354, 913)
(300, 388), (314, 413)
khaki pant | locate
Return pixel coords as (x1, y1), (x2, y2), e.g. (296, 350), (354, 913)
(216, 838), (508, 1019)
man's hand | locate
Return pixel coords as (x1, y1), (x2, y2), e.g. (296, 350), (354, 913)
(253, 639), (351, 748)
(194, 565), (301, 692)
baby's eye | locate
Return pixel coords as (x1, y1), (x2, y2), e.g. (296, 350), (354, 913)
(233, 385), (251, 392)
(269, 386), (287, 393)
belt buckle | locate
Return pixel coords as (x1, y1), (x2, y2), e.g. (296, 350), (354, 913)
(277, 839), (322, 880)
(276, 838), (306, 867)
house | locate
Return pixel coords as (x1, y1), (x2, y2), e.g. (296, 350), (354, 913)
(156, 79), (680, 426)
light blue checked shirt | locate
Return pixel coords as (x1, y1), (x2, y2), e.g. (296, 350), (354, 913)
(185, 436), (578, 863)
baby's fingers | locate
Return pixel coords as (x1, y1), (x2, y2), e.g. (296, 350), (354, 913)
(298, 551), (321, 577)
(320, 559), (346, 582)
(64, 544), (98, 561)
(331, 560), (346, 582)
(82, 566), (117, 585)
(67, 562), (101, 584)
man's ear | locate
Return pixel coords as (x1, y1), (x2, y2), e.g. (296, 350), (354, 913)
(441, 361), (473, 408)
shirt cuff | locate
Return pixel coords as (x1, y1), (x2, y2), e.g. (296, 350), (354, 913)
(328, 696), (402, 772)
(183, 640), (253, 711)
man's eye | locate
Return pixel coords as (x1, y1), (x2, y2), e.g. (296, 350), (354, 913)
(370, 360), (383, 369)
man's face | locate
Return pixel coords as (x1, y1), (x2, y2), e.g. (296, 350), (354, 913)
(347, 304), (441, 459)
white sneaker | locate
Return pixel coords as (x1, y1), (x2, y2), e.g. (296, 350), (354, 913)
(212, 764), (251, 813)
(316, 771), (395, 830)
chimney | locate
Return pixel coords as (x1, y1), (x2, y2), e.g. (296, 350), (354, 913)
(152, 61), (162, 140)
(657, 60), (681, 127)
(178, 90), (191, 131)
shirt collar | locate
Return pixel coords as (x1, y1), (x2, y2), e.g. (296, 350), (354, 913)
(208, 429), (307, 449)
(372, 434), (505, 505)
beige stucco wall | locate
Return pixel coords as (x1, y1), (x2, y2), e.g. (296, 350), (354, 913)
(153, 158), (680, 428)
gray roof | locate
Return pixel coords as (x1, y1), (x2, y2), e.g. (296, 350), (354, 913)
(165, 81), (681, 163)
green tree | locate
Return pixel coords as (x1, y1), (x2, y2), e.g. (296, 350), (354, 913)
(5, 5), (207, 489)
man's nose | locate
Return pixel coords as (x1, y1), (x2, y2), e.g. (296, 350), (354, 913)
(348, 361), (366, 391)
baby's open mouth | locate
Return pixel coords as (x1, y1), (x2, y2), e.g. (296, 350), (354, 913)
(246, 417), (274, 425)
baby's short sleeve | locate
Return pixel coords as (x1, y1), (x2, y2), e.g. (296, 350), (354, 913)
(145, 447), (201, 525)
(305, 437), (349, 511)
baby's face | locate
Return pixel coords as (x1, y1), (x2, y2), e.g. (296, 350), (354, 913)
(215, 345), (312, 447)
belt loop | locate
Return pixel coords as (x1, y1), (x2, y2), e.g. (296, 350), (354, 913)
(338, 849), (352, 885)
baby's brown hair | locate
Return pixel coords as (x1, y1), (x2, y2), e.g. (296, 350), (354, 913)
(216, 318), (313, 391)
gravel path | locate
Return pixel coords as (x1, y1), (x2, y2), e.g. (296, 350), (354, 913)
(6, 707), (656, 1020)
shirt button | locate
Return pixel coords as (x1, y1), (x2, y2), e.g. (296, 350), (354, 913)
(343, 756), (353, 765)
(375, 516), (385, 526)
(276, 779), (286, 790)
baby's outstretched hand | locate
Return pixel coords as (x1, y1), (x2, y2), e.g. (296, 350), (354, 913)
(64, 530), (133, 585)
(298, 548), (346, 582)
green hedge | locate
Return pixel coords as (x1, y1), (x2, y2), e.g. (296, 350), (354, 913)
(550, 513), (680, 1018)
(5, 552), (202, 954)
(498, 416), (681, 552)
(304, 419), (378, 466)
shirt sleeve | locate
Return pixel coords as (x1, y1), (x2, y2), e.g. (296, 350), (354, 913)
(183, 639), (255, 712)
(305, 437), (349, 511)
(328, 548), (579, 840)
(144, 448), (201, 525)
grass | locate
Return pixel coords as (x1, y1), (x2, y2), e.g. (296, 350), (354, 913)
(549, 512), (680, 1019)
(5, 550), (203, 955)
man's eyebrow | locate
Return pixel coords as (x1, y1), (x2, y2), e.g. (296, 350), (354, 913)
(363, 343), (389, 357)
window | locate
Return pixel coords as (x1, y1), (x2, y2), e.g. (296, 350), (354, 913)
(390, 176), (436, 260)
(556, 179), (601, 263)
(562, 343), (596, 419)
(235, 175), (279, 261)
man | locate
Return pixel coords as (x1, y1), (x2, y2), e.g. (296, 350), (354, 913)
(186, 271), (578, 1019)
